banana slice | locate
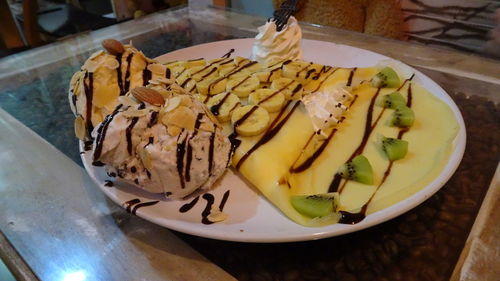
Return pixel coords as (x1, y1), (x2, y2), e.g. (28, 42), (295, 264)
(207, 57), (232, 66)
(234, 56), (250, 66)
(271, 77), (304, 100)
(282, 61), (311, 80)
(177, 76), (197, 93)
(253, 68), (282, 83)
(193, 93), (209, 104)
(206, 92), (241, 122)
(231, 105), (270, 137)
(189, 65), (219, 82)
(248, 89), (286, 113)
(197, 77), (227, 96)
(227, 61), (263, 79)
(168, 65), (187, 78)
(181, 59), (206, 68)
(296, 63), (323, 84)
(226, 75), (260, 98)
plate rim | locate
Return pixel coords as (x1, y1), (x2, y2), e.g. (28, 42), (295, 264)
(81, 38), (467, 243)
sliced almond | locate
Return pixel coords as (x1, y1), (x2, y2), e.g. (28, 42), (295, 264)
(102, 39), (125, 55)
(131, 87), (165, 106)
(82, 60), (99, 72)
(104, 58), (119, 69)
(147, 63), (166, 74)
(139, 147), (153, 170)
(179, 95), (193, 107)
(74, 116), (87, 140)
(199, 121), (215, 132)
(118, 95), (139, 107)
(167, 106), (196, 130)
(122, 108), (149, 118)
(167, 125), (182, 136)
(155, 77), (174, 84)
(164, 96), (181, 112)
(207, 206), (228, 223)
(89, 50), (104, 60)
(162, 142), (176, 151)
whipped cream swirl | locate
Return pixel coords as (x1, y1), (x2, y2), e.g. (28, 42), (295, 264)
(252, 16), (303, 63)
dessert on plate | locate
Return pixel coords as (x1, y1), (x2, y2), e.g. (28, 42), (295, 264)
(70, 39), (172, 140)
(68, 11), (459, 227)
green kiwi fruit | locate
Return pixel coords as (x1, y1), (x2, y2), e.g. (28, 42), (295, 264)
(378, 92), (406, 109)
(372, 67), (400, 88)
(390, 106), (415, 127)
(382, 136), (408, 161)
(291, 192), (339, 218)
(337, 155), (374, 185)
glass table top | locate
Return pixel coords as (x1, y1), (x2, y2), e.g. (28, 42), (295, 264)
(0, 4), (498, 281)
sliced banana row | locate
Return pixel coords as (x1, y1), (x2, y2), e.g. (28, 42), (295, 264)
(160, 57), (369, 137)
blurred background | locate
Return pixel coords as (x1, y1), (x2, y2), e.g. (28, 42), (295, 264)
(1, 0), (499, 59)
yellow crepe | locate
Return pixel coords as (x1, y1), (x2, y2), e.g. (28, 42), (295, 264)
(231, 69), (458, 227)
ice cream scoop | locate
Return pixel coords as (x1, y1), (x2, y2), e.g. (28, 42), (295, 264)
(251, 16), (303, 64)
(69, 39), (171, 140)
(91, 80), (232, 199)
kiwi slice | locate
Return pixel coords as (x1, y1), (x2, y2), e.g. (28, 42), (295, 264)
(382, 137), (408, 161)
(372, 67), (400, 88)
(390, 106), (415, 128)
(337, 155), (374, 185)
(291, 192), (339, 218)
(379, 92), (406, 109)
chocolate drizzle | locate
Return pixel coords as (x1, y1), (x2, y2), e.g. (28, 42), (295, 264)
(83, 71), (94, 135)
(236, 101), (300, 170)
(181, 78), (192, 88)
(305, 68), (316, 79)
(179, 196), (200, 213)
(126, 117), (139, 155)
(184, 113), (204, 182)
(201, 193), (216, 224)
(312, 68), (339, 92)
(116, 53), (124, 95)
(291, 128), (338, 173)
(222, 48), (235, 58)
(227, 61), (258, 78)
(142, 65), (152, 86)
(124, 199), (141, 213)
(291, 84), (302, 97)
(220, 190), (230, 211)
(93, 104), (123, 161)
(178, 190), (230, 225)
(71, 94), (77, 108)
(200, 67), (217, 80)
(148, 111), (159, 127)
(176, 132), (188, 189)
(230, 76), (250, 91)
(349, 88), (382, 161)
(346, 67), (357, 86)
(127, 200), (159, 215)
(208, 132), (215, 174)
(228, 105), (259, 154)
(338, 209), (367, 224)
(210, 92), (231, 116)
(258, 81), (294, 105)
(296, 63), (312, 78)
(200, 190), (231, 225)
(123, 53), (134, 93)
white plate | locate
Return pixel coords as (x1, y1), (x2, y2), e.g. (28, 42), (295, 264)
(81, 38), (466, 243)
